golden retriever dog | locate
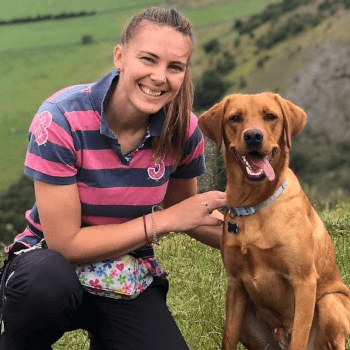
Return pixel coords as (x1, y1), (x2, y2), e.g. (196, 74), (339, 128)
(198, 93), (350, 350)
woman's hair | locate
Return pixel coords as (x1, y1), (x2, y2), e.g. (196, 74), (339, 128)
(121, 7), (194, 167)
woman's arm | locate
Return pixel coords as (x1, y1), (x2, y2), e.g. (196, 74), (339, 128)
(35, 179), (226, 263)
(162, 177), (226, 249)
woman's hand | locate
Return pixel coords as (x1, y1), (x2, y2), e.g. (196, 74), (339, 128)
(160, 190), (227, 233)
(160, 177), (227, 234)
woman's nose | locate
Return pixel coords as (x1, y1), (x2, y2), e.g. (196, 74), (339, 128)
(150, 67), (167, 84)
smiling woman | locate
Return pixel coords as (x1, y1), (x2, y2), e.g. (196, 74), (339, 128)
(108, 22), (193, 157)
(0, 6), (227, 350)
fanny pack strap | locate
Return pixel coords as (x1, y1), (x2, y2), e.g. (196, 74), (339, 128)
(128, 246), (155, 259)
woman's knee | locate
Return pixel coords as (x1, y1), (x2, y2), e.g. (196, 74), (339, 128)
(5, 249), (83, 318)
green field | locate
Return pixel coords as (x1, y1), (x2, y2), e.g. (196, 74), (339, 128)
(0, 0), (279, 192)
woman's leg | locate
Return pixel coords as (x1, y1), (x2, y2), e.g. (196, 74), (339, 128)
(83, 277), (189, 350)
(0, 249), (83, 350)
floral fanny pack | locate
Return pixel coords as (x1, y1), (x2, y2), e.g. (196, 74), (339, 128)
(74, 246), (167, 300)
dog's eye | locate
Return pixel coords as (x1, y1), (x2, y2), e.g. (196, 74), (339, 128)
(265, 113), (277, 121)
(229, 114), (242, 123)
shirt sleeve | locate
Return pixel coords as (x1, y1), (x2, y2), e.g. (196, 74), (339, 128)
(24, 102), (78, 185)
(171, 112), (206, 179)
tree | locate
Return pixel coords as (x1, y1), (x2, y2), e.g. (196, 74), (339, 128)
(194, 70), (231, 111)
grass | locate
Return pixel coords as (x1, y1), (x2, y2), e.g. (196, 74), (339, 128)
(0, 0), (279, 51)
(51, 204), (350, 350)
(0, 42), (116, 192)
(0, 0), (280, 192)
(0, 0), (161, 20)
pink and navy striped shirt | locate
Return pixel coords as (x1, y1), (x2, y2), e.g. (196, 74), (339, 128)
(7, 70), (205, 254)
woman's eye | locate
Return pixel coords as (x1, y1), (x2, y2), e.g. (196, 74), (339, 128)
(169, 65), (183, 72)
(141, 56), (154, 63)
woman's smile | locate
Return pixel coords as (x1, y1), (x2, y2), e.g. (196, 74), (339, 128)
(112, 22), (192, 118)
(139, 84), (164, 97)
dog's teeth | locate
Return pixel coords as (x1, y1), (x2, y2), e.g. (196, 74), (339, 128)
(241, 156), (252, 170)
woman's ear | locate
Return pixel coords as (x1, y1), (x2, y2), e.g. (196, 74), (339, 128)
(113, 45), (124, 71)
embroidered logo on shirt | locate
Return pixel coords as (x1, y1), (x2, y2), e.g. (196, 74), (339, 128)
(31, 111), (53, 145)
(147, 158), (165, 181)
(81, 86), (92, 93)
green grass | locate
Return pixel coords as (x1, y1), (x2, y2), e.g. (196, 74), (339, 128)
(0, 0), (279, 51)
(0, 0), (280, 192)
(0, 0), (161, 20)
(51, 205), (350, 349)
(0, 42), (116, 191)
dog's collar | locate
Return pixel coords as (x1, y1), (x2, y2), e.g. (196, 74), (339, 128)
(227, 181), (288, 217)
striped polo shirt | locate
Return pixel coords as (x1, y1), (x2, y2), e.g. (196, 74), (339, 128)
(6, 70), (205, 254)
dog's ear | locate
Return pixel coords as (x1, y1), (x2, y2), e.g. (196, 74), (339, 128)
(198, 97), (229, 152)
(269, 93), (307, 149)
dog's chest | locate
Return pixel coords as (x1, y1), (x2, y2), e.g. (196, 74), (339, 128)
(223, 212), (280, 251)
(222, 213), (296, 327)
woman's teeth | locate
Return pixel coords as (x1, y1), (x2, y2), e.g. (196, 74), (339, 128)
(140, 85), (162, 97)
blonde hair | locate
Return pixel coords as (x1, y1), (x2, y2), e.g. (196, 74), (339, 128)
(121, 7), (194, 166)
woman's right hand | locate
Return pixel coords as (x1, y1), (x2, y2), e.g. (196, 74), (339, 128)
(159, 177), (227, 234)
(160, 190), (227, 233)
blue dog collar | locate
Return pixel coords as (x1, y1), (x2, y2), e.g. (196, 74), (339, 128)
(227, 181), (288, 217)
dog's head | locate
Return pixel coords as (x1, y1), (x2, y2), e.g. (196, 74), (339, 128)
(198, 93), (307, 182)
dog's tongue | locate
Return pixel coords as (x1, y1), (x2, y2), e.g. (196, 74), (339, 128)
(249, 156), (275, 181)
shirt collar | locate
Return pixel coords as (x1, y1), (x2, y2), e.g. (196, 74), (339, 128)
(91, 70), (166, 139)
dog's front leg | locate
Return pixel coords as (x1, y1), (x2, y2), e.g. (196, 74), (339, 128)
(222, 276), (248, 350)
(289, 271), (318, 350)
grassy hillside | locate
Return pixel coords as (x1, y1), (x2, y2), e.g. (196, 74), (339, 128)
(193, 0), (350, 94)
(193, 0), (350, 199)
(0, 0), (280, 193)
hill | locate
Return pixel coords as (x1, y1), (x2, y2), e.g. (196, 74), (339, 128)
(194, 0), (350, 199)
(0, 0), (280, 193)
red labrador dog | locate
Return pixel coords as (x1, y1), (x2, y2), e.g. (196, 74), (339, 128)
(199, 93), (350, 350)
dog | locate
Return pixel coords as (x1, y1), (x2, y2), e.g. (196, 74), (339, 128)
(198, 93), (350, 350)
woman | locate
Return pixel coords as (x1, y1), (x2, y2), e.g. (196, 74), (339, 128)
(0, 7), (226, 350)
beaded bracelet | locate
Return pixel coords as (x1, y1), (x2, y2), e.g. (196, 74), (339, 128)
(142, 214), (151, 246)
(151, 205), (163, 246)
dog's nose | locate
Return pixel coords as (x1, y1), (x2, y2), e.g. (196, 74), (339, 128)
(244, 129), (263, 147)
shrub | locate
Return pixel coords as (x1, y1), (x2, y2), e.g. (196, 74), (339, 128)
(215, 150), (227, 192)
(234, 0), (313, 35)
(216, 51), (236, 75)
(342, 0), (350, 8)
(202, 38), (220, 54)
(0, 176), (35, 244)
(256, 55), (270, 68)
(81, 34), (93, 45)
(238, 76), (247, 89)
(255, 13), (321, 50)
(194, 70), (231, 110)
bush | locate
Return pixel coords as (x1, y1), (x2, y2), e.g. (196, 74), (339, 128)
(81, 34), (93, 45)
(256, 55), (270, 68)
(216, 51), (236, 75)
(238, 76), (247, 89)
(234, 0), (313, 35)
(194, 70), (231, 111)
(215, 150), (227, 192)
(202, 38), (220, 54)
(341, 0), (350, 8)
(255, 13), (322, 50)
(0, 176), (35, 244)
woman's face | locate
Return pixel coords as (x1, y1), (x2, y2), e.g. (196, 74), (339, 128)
(113, 22), (192, 118)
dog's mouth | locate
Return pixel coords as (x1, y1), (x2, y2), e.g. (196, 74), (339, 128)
(235, 149), (277, 182)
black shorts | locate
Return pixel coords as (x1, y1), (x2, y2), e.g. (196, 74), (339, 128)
(0, 249), (189, 350)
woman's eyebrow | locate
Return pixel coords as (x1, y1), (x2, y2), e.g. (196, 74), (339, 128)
(139, 51), (188, 66)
